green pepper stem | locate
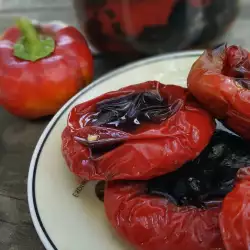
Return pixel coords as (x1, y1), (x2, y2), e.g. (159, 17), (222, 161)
(16, 18), (41, 56)
(14, 17), (55, 62)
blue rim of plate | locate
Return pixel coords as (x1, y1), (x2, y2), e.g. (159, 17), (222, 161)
(27, 50), (202, 250)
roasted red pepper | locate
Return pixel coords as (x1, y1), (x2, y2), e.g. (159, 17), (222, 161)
(187, 44), (250, 139)
(104, 129), (250, 250)
(220, 167), (250, 250)
(105, 181), (223, 250)
(62, 81), (215, 181)
(0, 18), (93, 119)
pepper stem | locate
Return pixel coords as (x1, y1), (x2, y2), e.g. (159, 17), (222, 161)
(14, 17), (55, 62)
(16, 18), (40, 58)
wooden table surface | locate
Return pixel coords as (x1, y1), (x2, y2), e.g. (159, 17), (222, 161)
(0, 0), (250, 249)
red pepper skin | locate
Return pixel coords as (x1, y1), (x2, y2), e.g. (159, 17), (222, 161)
(62, 81), (215, 181)
(187, 45), (250, 140)
(0, 22), (93, 119)
(104, 181), (224, 250)
(220, 167), (250, 250)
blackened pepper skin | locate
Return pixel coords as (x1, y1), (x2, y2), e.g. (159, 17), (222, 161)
(86, 91), (179, 132)
(147, 129), (250, 207)
(77, 91), (174, 158)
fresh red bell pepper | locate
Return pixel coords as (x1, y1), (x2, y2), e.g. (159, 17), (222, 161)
(62, 81), (215, 181)
(0, 18), (93, 119)
(187, 44), (250, 139)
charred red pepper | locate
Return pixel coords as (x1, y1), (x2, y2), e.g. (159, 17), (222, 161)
(0, 18), (93, 119)
(187, 44), (250, 139)
(105, 182), (223, 250)
(104, 129), (250, 250)
(62, 81), (215, 181)
(220, 167), (250, 250)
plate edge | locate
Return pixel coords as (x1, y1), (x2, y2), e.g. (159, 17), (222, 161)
(27, 50), (203, 250)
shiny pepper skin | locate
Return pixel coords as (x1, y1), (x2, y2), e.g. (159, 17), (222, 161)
(103, 128), (250, 250)
(187, 44), (250, 140)
(0, 21), (93, 119)
(62, 81), (215, 181)
(220, 167), (250, 250)
(104, 181), (224, 250)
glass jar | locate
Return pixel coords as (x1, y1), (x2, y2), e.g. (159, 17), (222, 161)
(74, 0), (239, 56)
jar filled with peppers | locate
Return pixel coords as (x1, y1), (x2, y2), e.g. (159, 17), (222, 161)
(74, 0), (239, 56)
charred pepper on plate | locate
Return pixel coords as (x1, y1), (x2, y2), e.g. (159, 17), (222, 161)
(104, 129), (250, 250)
(188, 44), (250, 140)
(61, 43), (250, 250)
(220, 167), (250, 250)
(0, 18), (93, 119)
(62, 81), (215, 181)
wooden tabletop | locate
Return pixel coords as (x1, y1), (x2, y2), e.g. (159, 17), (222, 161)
(0, 0), (250, 249)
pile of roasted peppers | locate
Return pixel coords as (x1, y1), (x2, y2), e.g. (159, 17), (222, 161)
(62, 44), (250, 250)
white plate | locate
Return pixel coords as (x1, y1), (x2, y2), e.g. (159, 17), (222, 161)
(27, 51), (203, 250)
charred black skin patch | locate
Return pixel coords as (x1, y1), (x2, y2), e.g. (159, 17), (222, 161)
(82, 91), (182, 158)
(88, 91), (181, 132)
(147, 129), (250, 208)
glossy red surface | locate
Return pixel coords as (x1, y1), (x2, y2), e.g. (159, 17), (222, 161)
(187, 44), (250, 139)
(104, 181), (224, 250)
(0, 22), (93, 118)
(220, 167), (250, 250)
(62, 81), (215, 181)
